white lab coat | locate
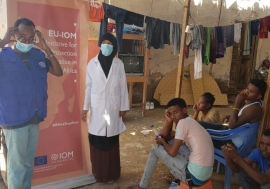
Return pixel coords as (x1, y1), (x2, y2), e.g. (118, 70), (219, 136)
(83, 56), (129, 137)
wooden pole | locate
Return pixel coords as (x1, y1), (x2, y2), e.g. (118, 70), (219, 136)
(175, 0), (191, 97)
(257, 69), (270, 145)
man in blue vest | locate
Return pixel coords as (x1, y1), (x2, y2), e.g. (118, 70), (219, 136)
(0, 18), (63, 189)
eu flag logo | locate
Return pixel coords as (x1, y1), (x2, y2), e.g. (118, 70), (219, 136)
(34, 155), (47, 166)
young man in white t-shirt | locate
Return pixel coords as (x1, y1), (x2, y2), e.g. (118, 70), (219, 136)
(126, 98), (214, 189)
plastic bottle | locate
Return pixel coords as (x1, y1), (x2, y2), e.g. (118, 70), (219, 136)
(150, 125), (162, 138)
(169, 182), (178, 189)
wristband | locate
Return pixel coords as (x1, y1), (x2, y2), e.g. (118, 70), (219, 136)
(232, 107), (240, 111)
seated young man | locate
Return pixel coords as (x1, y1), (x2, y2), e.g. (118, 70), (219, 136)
(222, 129), (270, 189)
(199, 79), (266, 148)
(126, 98), (214, 189)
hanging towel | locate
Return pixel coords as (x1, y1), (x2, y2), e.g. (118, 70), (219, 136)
(194, 45), (202, 79)
(234, 23), (242, 43)
(243, 22), (251, 56)
(172, 23), (181, 55)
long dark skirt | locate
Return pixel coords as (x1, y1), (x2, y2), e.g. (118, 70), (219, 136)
(89, 134), (120, 183)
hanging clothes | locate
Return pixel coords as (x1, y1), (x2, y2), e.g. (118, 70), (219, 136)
(145, 17), (170, 49)
(242, 22), (251, 56)
(98, 3), (126, 52)
(225, 25), (234, 47)
(89, 1), (105, 22)
(203, 27), (210, 65)
(222, 26), (227, 53)
(124, 11), (144, 27)
(209, 27), (216, 64)
(194, 45), (202, 79)
(172, 23), (181, 55)
(258, 16), (270, 39)
(201, 27), (208, 61)
(251, 19), (260, 36)
(234, 23), (242, 43)
(215, 26), (225, 58)
(190, 25), (201, 50)
(163, 22), (171, 45)
(192, 25), (203, 79)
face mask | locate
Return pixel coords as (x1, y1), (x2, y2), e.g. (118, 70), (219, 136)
(100, 44), (113, 56)
(16, 40), (33, 52)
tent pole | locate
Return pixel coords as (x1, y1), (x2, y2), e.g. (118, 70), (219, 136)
(175, 0), (191, 97)
(257, 70), (270, 145)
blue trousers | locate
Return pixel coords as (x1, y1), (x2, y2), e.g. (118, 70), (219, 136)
(4, 124), (39, 189)
(235, 170), (270, 189)
(98, 3), (126, 52)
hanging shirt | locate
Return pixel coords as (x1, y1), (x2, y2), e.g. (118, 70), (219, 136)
(234, 23), (242, 43)
(89, 1), (105, 22)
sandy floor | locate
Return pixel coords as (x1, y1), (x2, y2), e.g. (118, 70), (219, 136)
(79, 106), (240, 189)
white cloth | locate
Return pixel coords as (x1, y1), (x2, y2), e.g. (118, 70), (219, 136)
(234, 23), (242, 43)
(83, 56), (129, 137)
(194, 45), (202, 79)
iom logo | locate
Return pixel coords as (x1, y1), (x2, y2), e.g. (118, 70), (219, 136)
(39, 61), (46, 68)
(51, 151), (74, 160)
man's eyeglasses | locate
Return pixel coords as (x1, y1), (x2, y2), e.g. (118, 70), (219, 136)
(17, 36), (36, 44)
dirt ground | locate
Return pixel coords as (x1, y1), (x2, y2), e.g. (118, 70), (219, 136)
(79, 105), (241, 189)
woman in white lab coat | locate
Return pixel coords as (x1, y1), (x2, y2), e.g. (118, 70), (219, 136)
(81, 33), (129, 183)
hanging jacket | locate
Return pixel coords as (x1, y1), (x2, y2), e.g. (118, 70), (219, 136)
(0, 47), (48, 127)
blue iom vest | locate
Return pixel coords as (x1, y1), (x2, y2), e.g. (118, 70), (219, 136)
(0, 47), (48, 127)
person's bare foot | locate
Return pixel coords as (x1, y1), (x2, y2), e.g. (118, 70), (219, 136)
(126, 184), (143, 189)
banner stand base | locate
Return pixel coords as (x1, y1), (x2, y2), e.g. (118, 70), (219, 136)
(32, 174), (96, 189)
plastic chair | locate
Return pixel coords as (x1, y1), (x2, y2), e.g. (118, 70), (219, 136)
(179, 180), (213, 189)
(206, 122), (260, 189)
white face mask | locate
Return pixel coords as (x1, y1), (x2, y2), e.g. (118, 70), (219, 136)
(16, 40), (33, 52)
